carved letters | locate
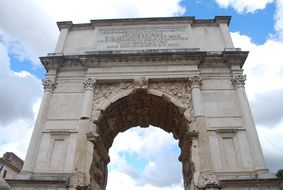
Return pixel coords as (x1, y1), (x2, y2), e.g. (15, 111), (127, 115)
(96, 25), (190, 50)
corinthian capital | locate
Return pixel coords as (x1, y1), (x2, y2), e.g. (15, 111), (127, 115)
(83, 78), (97, 90)
(231, 74), (246, 88)
(187, 76), (202, 89)
(42, 79), (57, 92)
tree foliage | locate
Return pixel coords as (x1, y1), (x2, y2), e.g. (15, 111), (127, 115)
(0, 186), (10, 190)
(276, 169), (283, 178)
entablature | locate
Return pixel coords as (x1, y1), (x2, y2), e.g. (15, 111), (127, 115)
(41, 49), (248, 72)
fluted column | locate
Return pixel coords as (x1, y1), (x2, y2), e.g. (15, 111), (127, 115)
(81, 78), (96, 120)
(22, 79), (57, 173)
(231, 74), (267, 171)
(188, 76), (215, 184)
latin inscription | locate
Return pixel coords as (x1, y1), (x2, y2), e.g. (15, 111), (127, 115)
(96, 25), (190, 50)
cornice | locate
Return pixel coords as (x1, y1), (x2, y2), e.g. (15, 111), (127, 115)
(56, 16), (232, 31)
(40, 50), (249, 72)
(56, 21), (73, 31)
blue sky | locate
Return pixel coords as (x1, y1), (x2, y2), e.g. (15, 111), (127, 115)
(184, 0), (277, 44)
(1, 0), (283, 189)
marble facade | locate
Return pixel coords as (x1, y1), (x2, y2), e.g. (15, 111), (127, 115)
(8, 16), (283, 189)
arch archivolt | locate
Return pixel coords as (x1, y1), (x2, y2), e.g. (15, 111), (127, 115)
(91, 79), (193, 122)
(88, 78), (196, 190)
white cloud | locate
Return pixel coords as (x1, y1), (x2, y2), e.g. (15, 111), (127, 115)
(0, 42), (42, 124)
(0, 119), (34, 159)
(274, 0), (283, 40)
(231, 32), (283, 172)
(1, 0), (282, 187)
(215, 0), (274, 13)
(0, 0), (184, 161)
(257, 123), (283, 172)
(0, 41), (42, 159)
(0, 0), (185, 66)
(0, 0), (58, 65)
(232, 32), (283, 99)
(0, 0), (186, 187)
(40, 0), (185, 22)
(108, 127), (183, 188)
(107, 170), (183, 190)
(215, 0), (283, 41)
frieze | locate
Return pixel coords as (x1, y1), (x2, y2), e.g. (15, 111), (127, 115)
(151, 82), (192, 109)
(92, 81), (192, 112)
(92, 82), (134, 110)
(102, 83), (132, 98)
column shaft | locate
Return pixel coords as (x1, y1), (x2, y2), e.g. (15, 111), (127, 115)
(81, 89), (95, 119)
(74, 78), (96, 176)
(188, 76), (213, 172)
(80, 78), (96, 119)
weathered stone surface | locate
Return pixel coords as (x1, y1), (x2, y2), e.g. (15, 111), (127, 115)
(95, 25), (191, 50)
(9, 16), (283, 190)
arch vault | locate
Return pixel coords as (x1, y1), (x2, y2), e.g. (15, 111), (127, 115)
(7, 17), (282, 189)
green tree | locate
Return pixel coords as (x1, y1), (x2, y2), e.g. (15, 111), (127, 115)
(276, 169), (283, 178)
(0, 186), (10, 190)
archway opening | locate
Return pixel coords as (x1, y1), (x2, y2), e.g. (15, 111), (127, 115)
(106, 126), (183, 189)
(90, 90), (193, 190)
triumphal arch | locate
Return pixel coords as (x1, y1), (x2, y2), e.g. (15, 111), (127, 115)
(8, 17), (282, 189)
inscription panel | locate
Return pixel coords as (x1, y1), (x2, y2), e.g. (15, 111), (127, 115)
(95, 25), (191, 50)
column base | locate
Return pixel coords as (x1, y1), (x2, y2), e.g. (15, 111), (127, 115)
(7, 172), (87, 190)
(219, 178), (283, 189)
(7, 178), (70, 190)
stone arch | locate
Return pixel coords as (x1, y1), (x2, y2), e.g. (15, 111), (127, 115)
(88, 81), (194, 190)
